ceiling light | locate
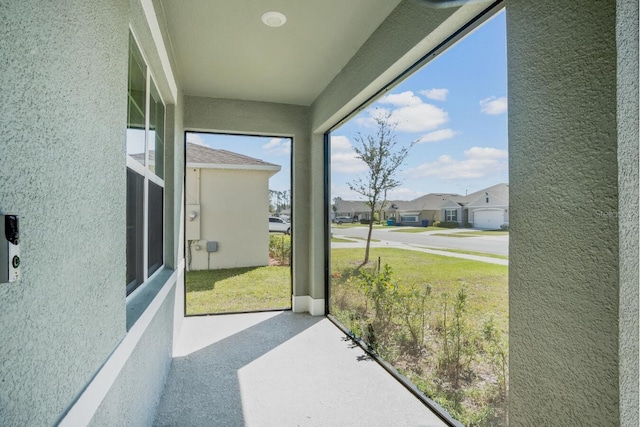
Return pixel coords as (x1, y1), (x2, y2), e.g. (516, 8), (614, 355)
(261, 11), (287, 28)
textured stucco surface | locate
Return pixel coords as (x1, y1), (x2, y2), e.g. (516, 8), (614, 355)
(184, 97), (313, 298)
(617, 0), (640, 425)
(508, 1), (620, 424)
(0, 1), (129, 424)
(185, 168), (272, 270)
(91, 283), (175, 426)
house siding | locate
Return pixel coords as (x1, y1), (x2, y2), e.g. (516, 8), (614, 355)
(0, 1), (129, 424)
(186, 167), (272, 270)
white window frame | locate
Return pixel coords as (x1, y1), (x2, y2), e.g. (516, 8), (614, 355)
(126, 31), (166, 297)
(444, 209), (458, 222)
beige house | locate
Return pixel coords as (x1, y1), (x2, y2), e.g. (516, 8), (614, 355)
(185, 143), (281, 270)
(333, 184), (509, 228)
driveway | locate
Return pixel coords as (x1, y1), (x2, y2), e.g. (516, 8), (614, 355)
(331, 226), (508, 256)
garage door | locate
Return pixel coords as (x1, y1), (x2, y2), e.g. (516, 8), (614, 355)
(473, 210), (503, 229)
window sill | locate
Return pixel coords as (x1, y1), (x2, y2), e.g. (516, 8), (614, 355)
(126, 267), (175, 330)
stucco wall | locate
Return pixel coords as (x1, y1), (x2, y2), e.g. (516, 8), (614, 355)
(508, 1), (620, 424)
(617, 0), (639, 425)
(90, 282), (175, 426)
(0, 1), (129, 424)
(185, 167), (272, 270)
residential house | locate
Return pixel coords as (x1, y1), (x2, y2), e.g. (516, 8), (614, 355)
(0, 1), (636, 426)
(185, 143), (281, 270)
(458, 183), (509, 229)
(337, 184), (509, 228)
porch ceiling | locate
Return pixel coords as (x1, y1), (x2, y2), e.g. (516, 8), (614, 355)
(159, 0), (402, 106)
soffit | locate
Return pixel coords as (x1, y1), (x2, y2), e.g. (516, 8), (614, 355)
(159, 0), (402, 106)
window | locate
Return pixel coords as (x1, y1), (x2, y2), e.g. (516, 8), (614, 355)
(126, 33), (165, 295)
(445, 209), (458, 222)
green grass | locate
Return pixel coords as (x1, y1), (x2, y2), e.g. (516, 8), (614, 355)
(186, 266), (291, 315)
(429, 248), (509, 260)
(465, 230), (509, 236)
(331, 237), (354, 243)
(346, 236), (381, 242)
(432, 230), (509, 238)
(330, 247), (508, 331)
(329, 247), (509, 425)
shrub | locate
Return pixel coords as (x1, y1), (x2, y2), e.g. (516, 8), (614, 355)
(500, 224), (509, 231)
(434, 221), (459, 228)
(269, 234), (291, 265)
(360, 218), (371, 224)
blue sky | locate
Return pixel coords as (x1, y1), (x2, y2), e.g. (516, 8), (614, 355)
(332, 9), (507, 200)
(186, 9), (506, 200)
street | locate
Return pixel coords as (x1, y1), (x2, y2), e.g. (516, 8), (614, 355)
(331, 226), (508, 256)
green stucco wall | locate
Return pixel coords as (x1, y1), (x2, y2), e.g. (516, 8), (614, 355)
(508, 1), (621, 424)
(617, 0), (639, 425)
(0, 1), (129, 424)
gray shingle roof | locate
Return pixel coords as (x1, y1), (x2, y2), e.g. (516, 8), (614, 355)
(186, 142), (279, 168)
(333, 184), (509, 212)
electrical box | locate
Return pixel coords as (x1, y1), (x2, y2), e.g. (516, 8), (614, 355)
(0, 215), (20, 283)
(185, 204), (200, 240)
(206, 241), (218, 252)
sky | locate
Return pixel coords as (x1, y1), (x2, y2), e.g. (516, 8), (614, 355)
(186, 9), (506, 201)
(333, 9), (507, 200)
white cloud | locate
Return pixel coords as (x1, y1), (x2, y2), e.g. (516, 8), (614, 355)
(263, 138), (291, 156)
(186, 132), (207, 146)
(330, 135), (368, 174)
(378, 91), (422, 106)
(357, 92), (449, 133)
(420, 88), (449, 101)
(479, 96), (507, 115)
(407, 146), (508, 180)
(417, 128), (459, 143)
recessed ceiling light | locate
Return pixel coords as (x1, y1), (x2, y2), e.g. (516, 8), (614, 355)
(261, 11), (287, 28)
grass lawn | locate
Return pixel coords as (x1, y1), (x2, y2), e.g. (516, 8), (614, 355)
(432, 230), (509, 238)
(428, 247), (509, 260)
(331, 237), (354, 243)
(345, 236), (381, 242)
(330, 247), (508, 331)
(329, 247), (508, 425)
(186, 266), (291, 315)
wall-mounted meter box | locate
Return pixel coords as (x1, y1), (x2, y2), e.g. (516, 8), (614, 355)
(0, 215), (20, 283)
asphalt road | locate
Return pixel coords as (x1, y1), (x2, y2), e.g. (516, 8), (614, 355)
(331, 226), (509, 256)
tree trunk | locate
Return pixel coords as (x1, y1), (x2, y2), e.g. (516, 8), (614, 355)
(363, 205), (375, 265)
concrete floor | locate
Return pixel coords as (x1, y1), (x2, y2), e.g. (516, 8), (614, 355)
(154, 311), (447, 427)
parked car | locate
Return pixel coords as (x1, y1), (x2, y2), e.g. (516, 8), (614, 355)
(269, 216), (291, 234)
(333, 216), (359, 225)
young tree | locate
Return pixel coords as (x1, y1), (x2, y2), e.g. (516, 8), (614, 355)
(348, 112), (415, 265)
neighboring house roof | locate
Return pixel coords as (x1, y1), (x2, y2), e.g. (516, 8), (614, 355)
(402, 193), (462, 211)
(186, 143), (281, 173)
(333, 198), (370, 214)
(452, 183), (509, 205)
(334, 184), (509, 213)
